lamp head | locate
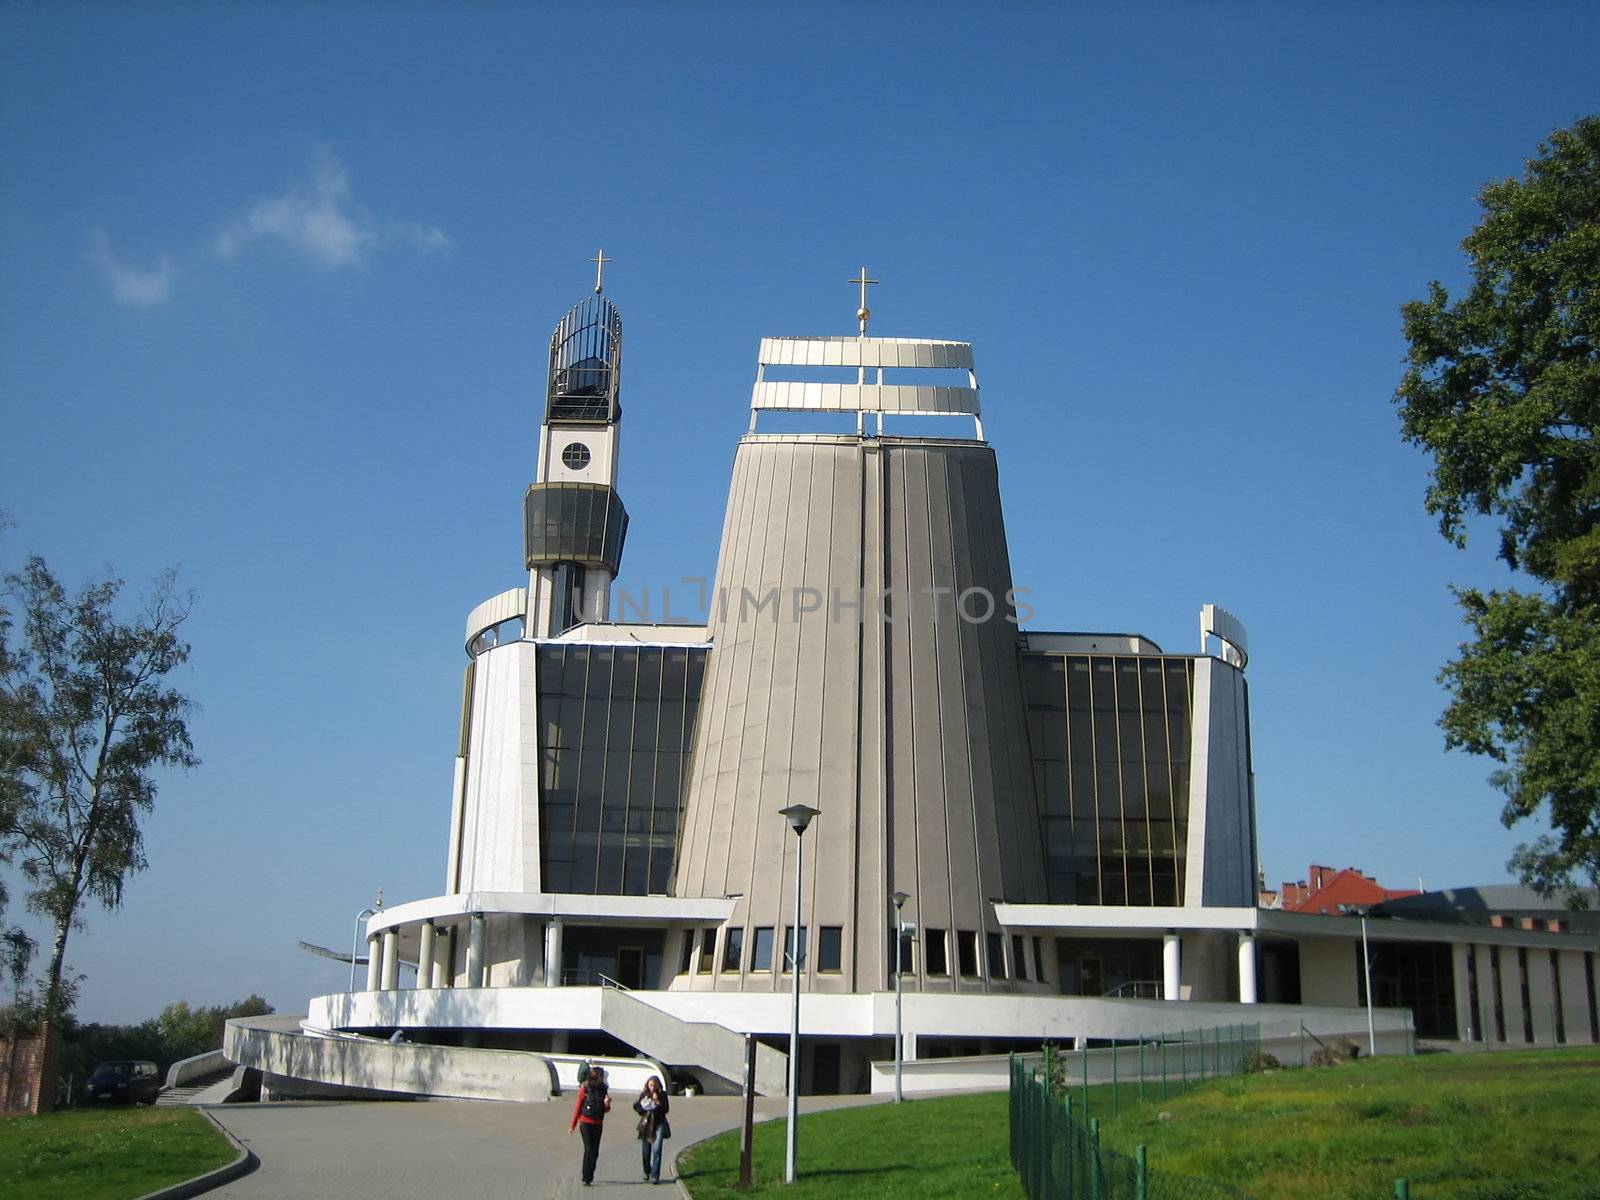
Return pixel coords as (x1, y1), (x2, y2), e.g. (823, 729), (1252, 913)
(778, 803), (821, 835)
(890, 890), (909, 910)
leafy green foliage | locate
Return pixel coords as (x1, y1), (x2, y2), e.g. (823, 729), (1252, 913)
(0, 555), (197, 1017)
(56, 994), (273, 1099)
(1395, 116), (1600, 894)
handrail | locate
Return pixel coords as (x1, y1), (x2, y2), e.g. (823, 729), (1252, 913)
(1102, 979), (1164, 999)
(1300, 1021), (1332, 1052)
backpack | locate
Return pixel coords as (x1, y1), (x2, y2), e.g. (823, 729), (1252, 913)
(580, 1085), (607, 1121)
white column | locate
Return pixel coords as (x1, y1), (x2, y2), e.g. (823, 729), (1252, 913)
(417, 922), (436, 990)
(431, 927), (450, 989)
(467, 914), (486, 988)
(365, 933), (382, 991)
(1237, 934), (1258, 1004)
(545, 919), (564, 987)
(1163, 933), (1182, 1001)
(380, 928), (400, 991)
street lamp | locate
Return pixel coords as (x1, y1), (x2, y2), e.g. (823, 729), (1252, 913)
(350, 906), (377, 993)
(778, 803), (820, 1185)
(1359, 909), (1377, 1057)
(891, 890), (910, 1103)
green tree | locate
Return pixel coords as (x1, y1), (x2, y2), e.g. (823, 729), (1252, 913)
(0, 517), (38, 1017)
(1396, 115), (1600, 896)
(0, 556), (198, 1017)
(155, 994), (273, 1064)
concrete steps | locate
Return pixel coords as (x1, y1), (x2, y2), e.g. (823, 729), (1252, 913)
(598, 987), (789, 1096)
(156, 1068), (234, 1106)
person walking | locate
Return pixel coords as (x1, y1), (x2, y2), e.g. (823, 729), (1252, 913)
(632, 1074), (672, 1184)
(568, 1067), (611, 1186)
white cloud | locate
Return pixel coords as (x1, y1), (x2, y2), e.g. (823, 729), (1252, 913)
(214, 152), (451, 268)
(87, 230), (175, 306)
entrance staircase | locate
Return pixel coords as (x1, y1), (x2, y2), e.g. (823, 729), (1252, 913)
(155, 1067), (233, 1106)
(597, 981), (789, 1096)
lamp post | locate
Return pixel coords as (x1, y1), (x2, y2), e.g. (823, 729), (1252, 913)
(1360, 909), (1377, 1057)
(778, 803), (820, 1185)
(350, 906), (377, 992)
(891, 890), (909, 1103)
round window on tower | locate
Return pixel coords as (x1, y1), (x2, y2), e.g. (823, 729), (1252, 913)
(561, 442), (592, 471)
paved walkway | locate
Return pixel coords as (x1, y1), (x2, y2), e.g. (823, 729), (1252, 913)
(206, 1092), (880, 1199)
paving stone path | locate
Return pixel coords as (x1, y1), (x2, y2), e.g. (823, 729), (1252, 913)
(207, 1092), (881, 1199)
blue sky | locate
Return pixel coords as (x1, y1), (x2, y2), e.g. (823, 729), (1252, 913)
(2, 2), (1596, 1023)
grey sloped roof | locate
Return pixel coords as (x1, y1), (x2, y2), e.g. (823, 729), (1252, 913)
(1373, 884), (1600, 932)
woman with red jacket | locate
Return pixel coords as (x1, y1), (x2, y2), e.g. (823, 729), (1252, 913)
(568, 1067), (611, 1186)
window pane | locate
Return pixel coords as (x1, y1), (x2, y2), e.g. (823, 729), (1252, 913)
(889, 927), (915, 976)
(925, 928), (948, 975)
(818, 927), (843, 973)
(958, 930), (979, 977)
(697, 927), (716, 973)
(752, 927), (774, 971)
(783, 926), (808, 972)
(679, 932), (694, 975)
(722, 927), (744, 972)
(987, 932), (1006, 979)
(1012, 934), (1028, 982)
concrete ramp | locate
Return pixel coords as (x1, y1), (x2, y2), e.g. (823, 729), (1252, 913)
(225, 1014), (555, 1102)
(599, 988), (788, 1096)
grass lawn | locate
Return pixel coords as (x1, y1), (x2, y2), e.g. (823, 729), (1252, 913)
(681, 1047), (1600, 1200)
(678, 1092), (1026, 1199)
(0, 1105), (236, 1200)
(1090, 1046), (1600, 1200)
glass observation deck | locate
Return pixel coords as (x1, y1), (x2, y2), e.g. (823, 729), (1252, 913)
(546, 294), (622, 423)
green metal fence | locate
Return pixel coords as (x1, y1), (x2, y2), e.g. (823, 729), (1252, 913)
(1008, 1034), (1259, 1200)
(1030, 1023), (1264, 1123)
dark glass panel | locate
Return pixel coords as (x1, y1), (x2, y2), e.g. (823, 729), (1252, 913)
(957, 931), (979, 977)
(925, 929), (949, 975)
(751, 927), (774, 971)
(1116, 660), (1140, 712)
(986, 932), (1006, 979)
(818, 927), (843, 973)
(783, 926), (808, 972)
(1089, 658), (1116, 708)
(1066, 657), (1091, 709)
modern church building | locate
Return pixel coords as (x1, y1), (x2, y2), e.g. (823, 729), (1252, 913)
(230, 273), (1600, 1100)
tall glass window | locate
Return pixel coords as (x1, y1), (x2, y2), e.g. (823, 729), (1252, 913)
(536, 644), (705, 895)
(751, 927), (775, 972)
(1021, 652), (1194, 906)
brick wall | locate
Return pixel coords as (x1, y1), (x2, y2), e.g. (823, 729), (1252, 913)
(0, 1024), (63, 1115)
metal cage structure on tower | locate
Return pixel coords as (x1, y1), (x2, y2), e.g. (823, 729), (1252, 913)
(546, 295), (623, 423)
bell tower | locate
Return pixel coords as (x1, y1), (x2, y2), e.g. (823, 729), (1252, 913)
(524, 252), (629, 636)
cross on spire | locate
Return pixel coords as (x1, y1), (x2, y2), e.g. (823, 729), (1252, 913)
(590, 249), (613, 294)
(850, 265), (879, 335)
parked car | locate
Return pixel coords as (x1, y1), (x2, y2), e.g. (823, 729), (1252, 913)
(85, 1060), (161, 1105)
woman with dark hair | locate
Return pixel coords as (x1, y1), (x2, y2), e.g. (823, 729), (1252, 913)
(632, 1074), (672, 1184)
(568, 1066), (611, 1186)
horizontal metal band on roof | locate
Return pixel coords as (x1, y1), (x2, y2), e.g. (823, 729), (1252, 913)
(757, 336), (974, 370)
(750, 380), (981, 415)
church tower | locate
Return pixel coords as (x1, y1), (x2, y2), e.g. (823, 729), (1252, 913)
(524, 253), (629, 636)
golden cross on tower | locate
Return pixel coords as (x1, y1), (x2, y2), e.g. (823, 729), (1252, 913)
(850, 265), (879, 335)
(590, 249), (613, 295)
